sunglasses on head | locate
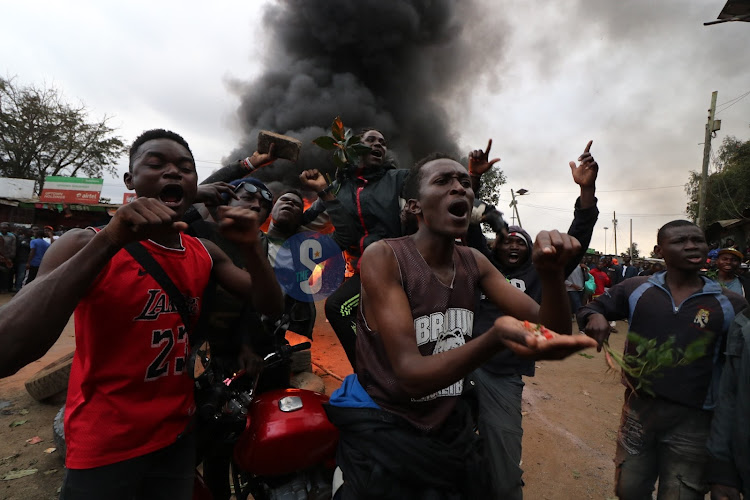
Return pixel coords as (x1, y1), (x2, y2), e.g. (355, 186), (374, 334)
(235, 182), (273, 203)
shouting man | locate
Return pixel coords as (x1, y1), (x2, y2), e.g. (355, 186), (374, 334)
(325, 153), (597, 499)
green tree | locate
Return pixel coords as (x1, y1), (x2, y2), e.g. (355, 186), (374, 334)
(477, 167), (507, 207)
(686, 136), (750, 224)
(621, 242), (640, 259)
(0, 77), (125, 194)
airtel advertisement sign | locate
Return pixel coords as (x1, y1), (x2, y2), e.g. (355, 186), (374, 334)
(40, 176), (104, 204)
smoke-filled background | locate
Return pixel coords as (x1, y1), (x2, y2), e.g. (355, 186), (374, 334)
(225, 0), (504, 188)
(3, 0), (750, 251)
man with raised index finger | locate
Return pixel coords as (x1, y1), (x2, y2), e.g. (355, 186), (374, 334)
(325, 153), (597, 499)
(465, 140), (600, 499)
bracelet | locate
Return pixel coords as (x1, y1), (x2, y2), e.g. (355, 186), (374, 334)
(240, 157), (256, 171)
(318, 185), (334, 198)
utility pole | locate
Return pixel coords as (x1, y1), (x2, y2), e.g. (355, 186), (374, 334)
(509, 189), (523, 228)
(629, 219), (633, 260)
(612, 211), (618, 256)
(698, 91), (720, 230)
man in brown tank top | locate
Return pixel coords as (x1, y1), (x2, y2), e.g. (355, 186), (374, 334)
(326, 153), (598, 499)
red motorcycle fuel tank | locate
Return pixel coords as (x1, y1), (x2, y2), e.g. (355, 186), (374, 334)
(233, 388), (339, 476)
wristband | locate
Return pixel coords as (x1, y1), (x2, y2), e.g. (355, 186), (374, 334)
(240, 157), (256, 171)
(318, 184), (334, 198)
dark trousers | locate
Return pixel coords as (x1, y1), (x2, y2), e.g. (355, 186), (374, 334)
(26, 266), (40, 284)
(200, 442), (233, 500)
(60, 433), (195, 500)
(567, 290), (583, 315)
(614, 392), (711, 500)
(0, 265), (11, 292)
(324, 274), (361, 370)
(14, 262), (26, 291)
(474, 369), (524, 500)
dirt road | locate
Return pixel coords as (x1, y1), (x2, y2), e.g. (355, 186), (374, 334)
(0, 292), (627, 499)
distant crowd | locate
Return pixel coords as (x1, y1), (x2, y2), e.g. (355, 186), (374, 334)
(0, 223), (69, 293)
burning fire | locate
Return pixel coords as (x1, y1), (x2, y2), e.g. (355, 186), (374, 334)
(309, 260), (326, 290)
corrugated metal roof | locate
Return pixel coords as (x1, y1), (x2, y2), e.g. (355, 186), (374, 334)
(706, 0), (750, 24)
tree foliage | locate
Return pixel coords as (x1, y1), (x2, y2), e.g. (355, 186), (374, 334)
(0, 77), (125, 194)
(686, 136), (750, 224)
(477, 167), (507, 207)
(621, 242), (640, 259)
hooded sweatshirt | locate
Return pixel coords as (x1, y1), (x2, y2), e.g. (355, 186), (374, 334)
(303, 160), (409, 269)
(472, 198), (599, 376)
(474, 226), (540, 376)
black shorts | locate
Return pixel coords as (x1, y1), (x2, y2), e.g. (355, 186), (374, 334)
(60, 432), (195, 500)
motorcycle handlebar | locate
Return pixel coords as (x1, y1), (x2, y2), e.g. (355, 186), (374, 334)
(225, 342), (313, 388)
(262, 342), (312, 367)
(285, 342), (312, 354)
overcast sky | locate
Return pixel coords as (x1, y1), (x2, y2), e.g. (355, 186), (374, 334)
(2, 0), (749, 253)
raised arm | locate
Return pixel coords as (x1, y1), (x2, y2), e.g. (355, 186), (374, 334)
(468, 138), (501, 194)
(202, 205), (284, 318)
(569, 140), (597, 210)
(201, 146), (277, 185)
(299, 169), (358, 250)
(565, 140), (600, 276)
(0, 198), (187, 377)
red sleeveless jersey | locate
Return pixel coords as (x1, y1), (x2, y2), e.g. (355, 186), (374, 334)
(65, 233), (213, 469)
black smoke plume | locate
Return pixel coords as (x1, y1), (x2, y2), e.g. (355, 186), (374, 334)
(225, 0), (504, 188)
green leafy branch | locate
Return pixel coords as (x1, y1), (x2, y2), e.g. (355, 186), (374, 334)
(312, 116), (373, 169)
(603, 331), (713, 397)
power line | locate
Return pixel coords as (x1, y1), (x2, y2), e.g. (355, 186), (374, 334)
(528, 184), (684, 194)
(716, 90), (750, 116)
(716, 90), (750, 108)
(517, 201), (684, 218)
(618, 213), (685, 218)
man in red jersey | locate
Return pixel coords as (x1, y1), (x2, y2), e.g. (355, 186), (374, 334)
(0, 129), (283, 499)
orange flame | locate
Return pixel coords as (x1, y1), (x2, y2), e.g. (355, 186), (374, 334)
(303, 196), (314, 211)
(309, 260), (326, 289)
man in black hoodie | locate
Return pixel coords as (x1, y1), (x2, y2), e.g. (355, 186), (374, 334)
(301, 129), (407, 370)
(467, 141), (600, 499)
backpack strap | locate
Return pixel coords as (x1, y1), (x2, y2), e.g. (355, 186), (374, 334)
(124, 242), (192, 332)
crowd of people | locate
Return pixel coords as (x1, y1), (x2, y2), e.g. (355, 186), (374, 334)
(0, 126), (749, 500)
(0, 223), (63, 292)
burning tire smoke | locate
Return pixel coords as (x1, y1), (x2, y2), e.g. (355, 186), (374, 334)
(225, 0), (504, 188)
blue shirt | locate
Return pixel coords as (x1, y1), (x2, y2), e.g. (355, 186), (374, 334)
(29, 238), (50, 267)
